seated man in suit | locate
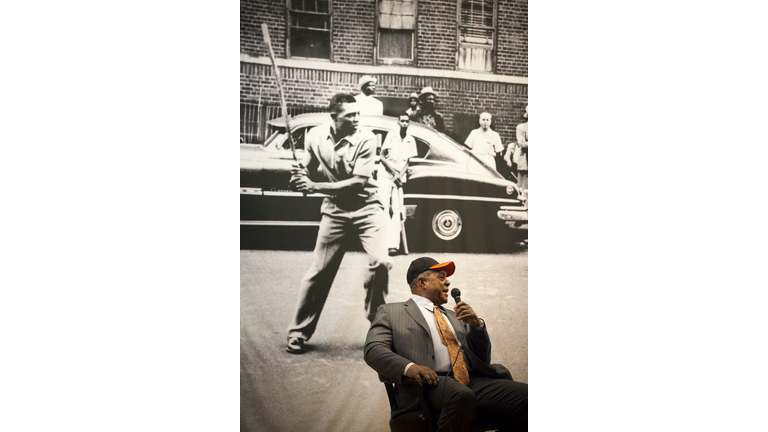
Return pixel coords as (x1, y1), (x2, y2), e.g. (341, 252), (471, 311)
(364, 257), (528, 432)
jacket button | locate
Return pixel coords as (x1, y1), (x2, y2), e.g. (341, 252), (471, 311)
(431, 355), (435, 359)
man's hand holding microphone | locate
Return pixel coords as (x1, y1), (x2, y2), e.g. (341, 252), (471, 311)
(451, 288), (482, 328)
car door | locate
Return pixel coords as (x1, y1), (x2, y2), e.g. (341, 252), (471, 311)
(241, 125), (324, 225)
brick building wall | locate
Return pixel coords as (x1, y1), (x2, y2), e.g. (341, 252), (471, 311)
(241, 0), (286, 58)
(241, 61), (526, 145)
(416, 0), (458, 70)
(240, 0), (527, 144)
(239, 0), (378, 66)
(496, 0), (528, 77)
(241, 63), (361, 109)
(332, 0), (377, 65)
(241, 0), (527, 74)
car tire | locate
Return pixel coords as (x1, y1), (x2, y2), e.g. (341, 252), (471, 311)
(406, 201), (526, 253)
(407, 203), (467, 253)
(431, 209), (463, 242)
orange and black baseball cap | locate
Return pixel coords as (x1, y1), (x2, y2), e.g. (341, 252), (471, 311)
(406, 257), (455, 285)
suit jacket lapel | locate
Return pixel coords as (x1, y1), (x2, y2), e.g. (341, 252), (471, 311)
(404, 300), (509, 380)
(404, 298), (431, 338)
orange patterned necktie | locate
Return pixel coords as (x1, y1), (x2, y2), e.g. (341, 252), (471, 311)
(433, 305), (470, 386)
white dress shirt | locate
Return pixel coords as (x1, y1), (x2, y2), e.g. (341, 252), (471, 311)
(465, 127), (503, 168)
(354, 94), (384, 116)
(403, 294), (484, 376)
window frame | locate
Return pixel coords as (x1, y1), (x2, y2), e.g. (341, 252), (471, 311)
(374, 0), (418, 66)
(455, 0), (497, 73)
(285, 0), (334, 61)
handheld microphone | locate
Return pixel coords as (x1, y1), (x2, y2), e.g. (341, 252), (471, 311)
(451, 288), (467, 333)
(450, 288), (461, 304)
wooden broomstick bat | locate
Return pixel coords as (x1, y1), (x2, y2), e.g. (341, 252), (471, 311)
(396, 185), (409, 255)
(380, 156), (410, 254)
(262, 23), (298, 162)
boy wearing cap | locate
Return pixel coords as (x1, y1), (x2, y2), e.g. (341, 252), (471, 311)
(286, 93), (391, 354)
(365, 257), (528, 432)
(405, 92), (420, 119)
(355, 75), (384, 116)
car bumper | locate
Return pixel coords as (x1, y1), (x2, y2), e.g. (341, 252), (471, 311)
(497, 205), (528, 229)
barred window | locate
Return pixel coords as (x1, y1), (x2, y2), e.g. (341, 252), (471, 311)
(287, 0), (332, 59)
(458, 0), (496, 72)
(377, 0), (417, 63)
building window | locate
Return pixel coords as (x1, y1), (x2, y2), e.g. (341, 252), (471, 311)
(457, 0), (496, 72)
(287, 0), (332, 59)
(377, 0), (416, 64)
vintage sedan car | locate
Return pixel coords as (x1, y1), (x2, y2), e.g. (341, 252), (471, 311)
(241, 114), (527, 252)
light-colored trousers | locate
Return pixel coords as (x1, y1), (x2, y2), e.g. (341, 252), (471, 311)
(288, 198), (392, 341)
(377, 175), (405, 250)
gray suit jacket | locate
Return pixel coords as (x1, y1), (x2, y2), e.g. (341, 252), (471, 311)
(364, 298), (512, 417)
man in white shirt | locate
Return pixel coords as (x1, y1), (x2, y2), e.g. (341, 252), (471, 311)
(465, 112), (504, 170)
(354, 75), (384, 116)
(378, 114), (419, 255)
(365, 257), (528, 432)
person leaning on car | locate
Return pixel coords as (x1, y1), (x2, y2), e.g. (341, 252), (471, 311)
(286, 93), (392, 354)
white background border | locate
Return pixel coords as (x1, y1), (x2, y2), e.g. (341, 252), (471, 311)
(3, 0), (767, 430)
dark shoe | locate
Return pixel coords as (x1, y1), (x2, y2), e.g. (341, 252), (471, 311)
(286, 336), (305, 354)
(388, 248), (399, 256)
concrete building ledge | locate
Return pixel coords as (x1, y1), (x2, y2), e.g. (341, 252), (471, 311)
(241, 53), (528, 85)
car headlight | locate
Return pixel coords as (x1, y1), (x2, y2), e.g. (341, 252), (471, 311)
(506, 185), (517, 196)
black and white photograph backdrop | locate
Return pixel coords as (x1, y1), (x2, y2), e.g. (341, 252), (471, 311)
(240, 1), (529, 430)
(6, 1), (768, 431)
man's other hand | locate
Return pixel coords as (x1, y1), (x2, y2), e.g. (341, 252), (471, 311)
(290, 162), (308, 178)
(291, 176), (316, 193)
(405, 364), (439, 387)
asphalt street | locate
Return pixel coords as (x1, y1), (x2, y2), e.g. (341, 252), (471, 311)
(241, 250), (527, 432)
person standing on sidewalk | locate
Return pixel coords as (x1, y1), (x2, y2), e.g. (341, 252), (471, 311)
(378, 114), (419, 255)
(414, 87), (446, 133)
(465, 112), (504, 171)
(505, 105), (528, 201)
(355, 75), (384, 116)
(405, 92), (420, 119)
